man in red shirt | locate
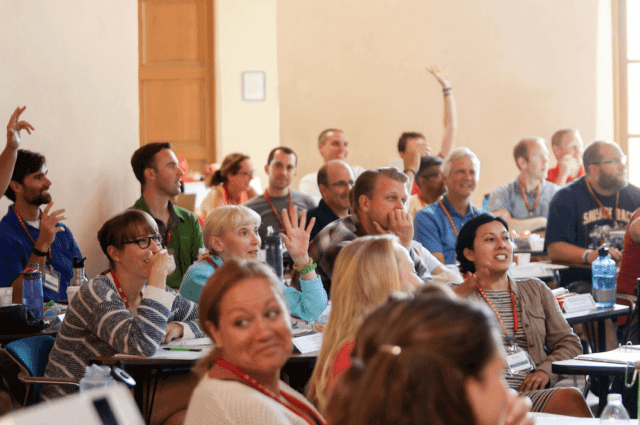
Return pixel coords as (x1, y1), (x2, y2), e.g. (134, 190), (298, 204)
(547, 129), (585, 185)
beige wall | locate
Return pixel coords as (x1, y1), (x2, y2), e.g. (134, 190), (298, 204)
(0, 0), (139, 277)
(277, 0), (614, 205)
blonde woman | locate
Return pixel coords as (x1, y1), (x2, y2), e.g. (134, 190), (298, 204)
(179, 205), (327, 322)
(199, 153), (257, 219)
(306, 234), (423, 412)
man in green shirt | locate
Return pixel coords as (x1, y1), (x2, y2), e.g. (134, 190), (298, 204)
(131, 143), (204, 289)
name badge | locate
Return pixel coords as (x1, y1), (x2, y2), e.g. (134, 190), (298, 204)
(43, 266), (61, 293)
(505, 344), (534, 375)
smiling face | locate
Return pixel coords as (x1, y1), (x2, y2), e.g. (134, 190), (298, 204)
(208, 277), (293, 382)
(109, 225), (163, 283)
(226, 159), (254, 193)
(464, 220), (512, 275)
(211, 220), (261, 260)
(319, 161), (355, 213)
(149, 149), (184, 197)
(16, 165), (52, 206)
(444, 156), (477, 199)
(319, 131), (349, 162)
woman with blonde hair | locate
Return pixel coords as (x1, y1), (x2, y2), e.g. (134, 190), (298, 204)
(199, 153), (256, 219)
(180, 205), (327, 322)
(306, 234), (423, 411)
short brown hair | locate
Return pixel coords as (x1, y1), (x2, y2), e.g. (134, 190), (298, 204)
(318, 129), (343, 146)
(397, 132), (426, 154)
(513, 137), (544, 165)
(352, 167), (409, 213)
(551, 129), (578, 147)
(97, 209), (158, 268)
(130, 142), (172, 186)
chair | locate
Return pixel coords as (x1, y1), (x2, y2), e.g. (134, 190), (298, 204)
(4, 335), (79, 406)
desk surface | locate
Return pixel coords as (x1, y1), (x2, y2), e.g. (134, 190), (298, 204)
(552, 358), (629, 376)
(563, 304), (630, 325)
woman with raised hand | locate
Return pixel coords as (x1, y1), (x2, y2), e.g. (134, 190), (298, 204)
(307, 234), (426, 412)
(326, 294), (535, 425)
(180, 205), (327, 322)
(452, 213), (591, 417)
(199, 153), (256, 220)
(43, 209), (203, 424)
(185, 259), (326, 425)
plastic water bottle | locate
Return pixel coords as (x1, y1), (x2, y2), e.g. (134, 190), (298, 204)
(80, 364), (118, 393)
(22, 263), (44, 321)
(599, 393), (630, 421)
(264, 226), (283, 281)
(482, 194), (490, 212)
(592, 246), (617, 308)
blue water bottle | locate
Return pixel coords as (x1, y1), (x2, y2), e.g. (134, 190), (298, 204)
(23, 263), (44, 320)
(592, 246), (617, 308)
(482, 194), (490, 212)
(264, 226), (284, 282)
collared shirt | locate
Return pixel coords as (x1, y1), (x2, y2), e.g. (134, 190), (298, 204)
(306, 199), (340, 241)
(133, 197), (204, 289)
(0, 205), (82, 302)
(546, 164), (585, 185)
(488, 178), (559, 220)
(413, 195), (482, 264)
(309, 214), (441, 295)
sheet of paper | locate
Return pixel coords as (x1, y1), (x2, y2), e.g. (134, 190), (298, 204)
(293, 333), (323, 354)
(163, 337), (213, 347)
(509, 264), (553, 279)
(532, 412), (631, 424)
(576, 345), (640, 365)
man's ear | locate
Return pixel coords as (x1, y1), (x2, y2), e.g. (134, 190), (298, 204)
(358, 194), (371, 212)
(516, 156), (527, 171)
(144, 167), (155, 184)
(319, 184), (329, 199)
(9, 181), (22, 196)
(264, 164), (270, 175)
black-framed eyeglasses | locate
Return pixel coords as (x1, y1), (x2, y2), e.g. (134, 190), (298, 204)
(123, 234), (163, 249)
(329, 180), (354, 189)
(595, 155), (627, 166)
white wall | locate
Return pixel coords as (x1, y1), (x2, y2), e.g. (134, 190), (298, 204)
(0, 0), (139, 277)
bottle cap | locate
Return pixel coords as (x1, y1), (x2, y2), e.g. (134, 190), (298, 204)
(607, 393), (622, 402)
(73, 256), (87, 268)
(598, 245), (609, 257)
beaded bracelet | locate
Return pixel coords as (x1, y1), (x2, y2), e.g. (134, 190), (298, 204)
(299, 262), (317, 275)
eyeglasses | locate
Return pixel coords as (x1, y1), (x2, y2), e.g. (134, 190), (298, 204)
(236, 171), (255, 178)
(423, 172), (442, 179)
(329, 180), (354, 189)
(123, 234), (163, 249)
(595, 155), (627, 166)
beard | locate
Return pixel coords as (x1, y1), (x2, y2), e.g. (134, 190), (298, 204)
(598, 171), (627, 192)
(25, 191), (52, 206)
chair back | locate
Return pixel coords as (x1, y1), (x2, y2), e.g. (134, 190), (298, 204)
(5, 335), (56, 405)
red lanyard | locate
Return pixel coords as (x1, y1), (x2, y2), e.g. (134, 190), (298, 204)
(204, 256), (219, 269)
(476, 283), (518, 337)
(438, 199), (459, 237)
(223, 185), (242, 205)
(586, 179), (618, 221)
(264, 190), (293, 231)
(213, 358), (326, 425)
(13, 206), (52, 261)
(106, 270), (142, 310)
(519, 180), (541, 217)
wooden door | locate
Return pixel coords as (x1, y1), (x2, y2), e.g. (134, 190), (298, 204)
(138, 0), (215, 174)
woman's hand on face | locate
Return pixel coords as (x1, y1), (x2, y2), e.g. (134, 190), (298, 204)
(504, 389), (534, 425)
(518, 370), (550, 392)
(280, 207), (315, 265)
(162, 323), (184, 344)
(148, 249), (174, 289)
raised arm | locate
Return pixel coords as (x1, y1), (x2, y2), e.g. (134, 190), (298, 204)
(427, 66), (457, 158)
(1, 106), (34, 196)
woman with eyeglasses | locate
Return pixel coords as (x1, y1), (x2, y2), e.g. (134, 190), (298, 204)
(200, 153), (257, 220)
(42, 209), (203, 424)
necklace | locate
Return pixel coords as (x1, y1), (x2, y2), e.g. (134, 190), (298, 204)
(476, 282), (518, 341)
(519, 179), (541, 217)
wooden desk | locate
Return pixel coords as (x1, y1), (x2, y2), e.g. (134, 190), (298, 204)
(563, 304), (630, 352)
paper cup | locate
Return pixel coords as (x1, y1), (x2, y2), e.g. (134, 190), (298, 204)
(0, 288), (12, 306)
(514, 253), (531, 266)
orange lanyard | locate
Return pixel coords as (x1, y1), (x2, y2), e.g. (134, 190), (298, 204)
(13, 206), (52, 261)
(223, 185), (241, 205)
(585, 180), (618, 222)
(518, 180), (541, 217)
(476, 283), (518, 339)
(213, 358), (326, 425)
(438, 199), (459, 237)
(264, 190), (293, 231)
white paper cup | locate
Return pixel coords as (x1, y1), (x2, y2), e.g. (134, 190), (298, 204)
(514, 253), (531, 266)
(0, 288), (12, 306)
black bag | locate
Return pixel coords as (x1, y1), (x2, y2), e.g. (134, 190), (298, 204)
(0, 305), (46, 334)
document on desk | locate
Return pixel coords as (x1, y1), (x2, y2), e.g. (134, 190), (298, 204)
(164, 337), (212, 348)
(293, 333), (322, 354)
(576, 345), (640, 365)
(509, 264), (553, 279)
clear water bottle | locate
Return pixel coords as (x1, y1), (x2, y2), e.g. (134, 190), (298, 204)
(22, 263), (44, 321)
(79, 364), (118, 393)
(264, 226), (283, 282)
(592, 246), (617, 308)
(600, 393), (630, 421)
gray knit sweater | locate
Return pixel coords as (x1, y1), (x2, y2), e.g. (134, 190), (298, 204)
(41, 272), (203, 400)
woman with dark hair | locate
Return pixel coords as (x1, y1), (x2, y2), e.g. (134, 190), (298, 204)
(326, 294), (534, 425)
(42, 209), (203, 424)
(453, 213), (591, 417)
(184, 259), (326, 425)
(200, 153), (257, 219)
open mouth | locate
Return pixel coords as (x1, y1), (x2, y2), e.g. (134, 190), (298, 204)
(495, 254), (508, 260)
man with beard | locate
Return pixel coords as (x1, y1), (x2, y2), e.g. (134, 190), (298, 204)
(245, 146), (316, 245)
(546, 141), (640, 265)
(0, 149), (82, 302)
(131, 142), (204, 289)
(306, 160), (354, 240)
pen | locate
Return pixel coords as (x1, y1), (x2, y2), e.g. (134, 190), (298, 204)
(163, 347), (202, 352)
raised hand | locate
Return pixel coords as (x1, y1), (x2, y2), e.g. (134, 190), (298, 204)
(280, 207), (315, 265)
(6, 106), (34, 149)
(427, 65), (451, 89)
(35, 202), (66, 251)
